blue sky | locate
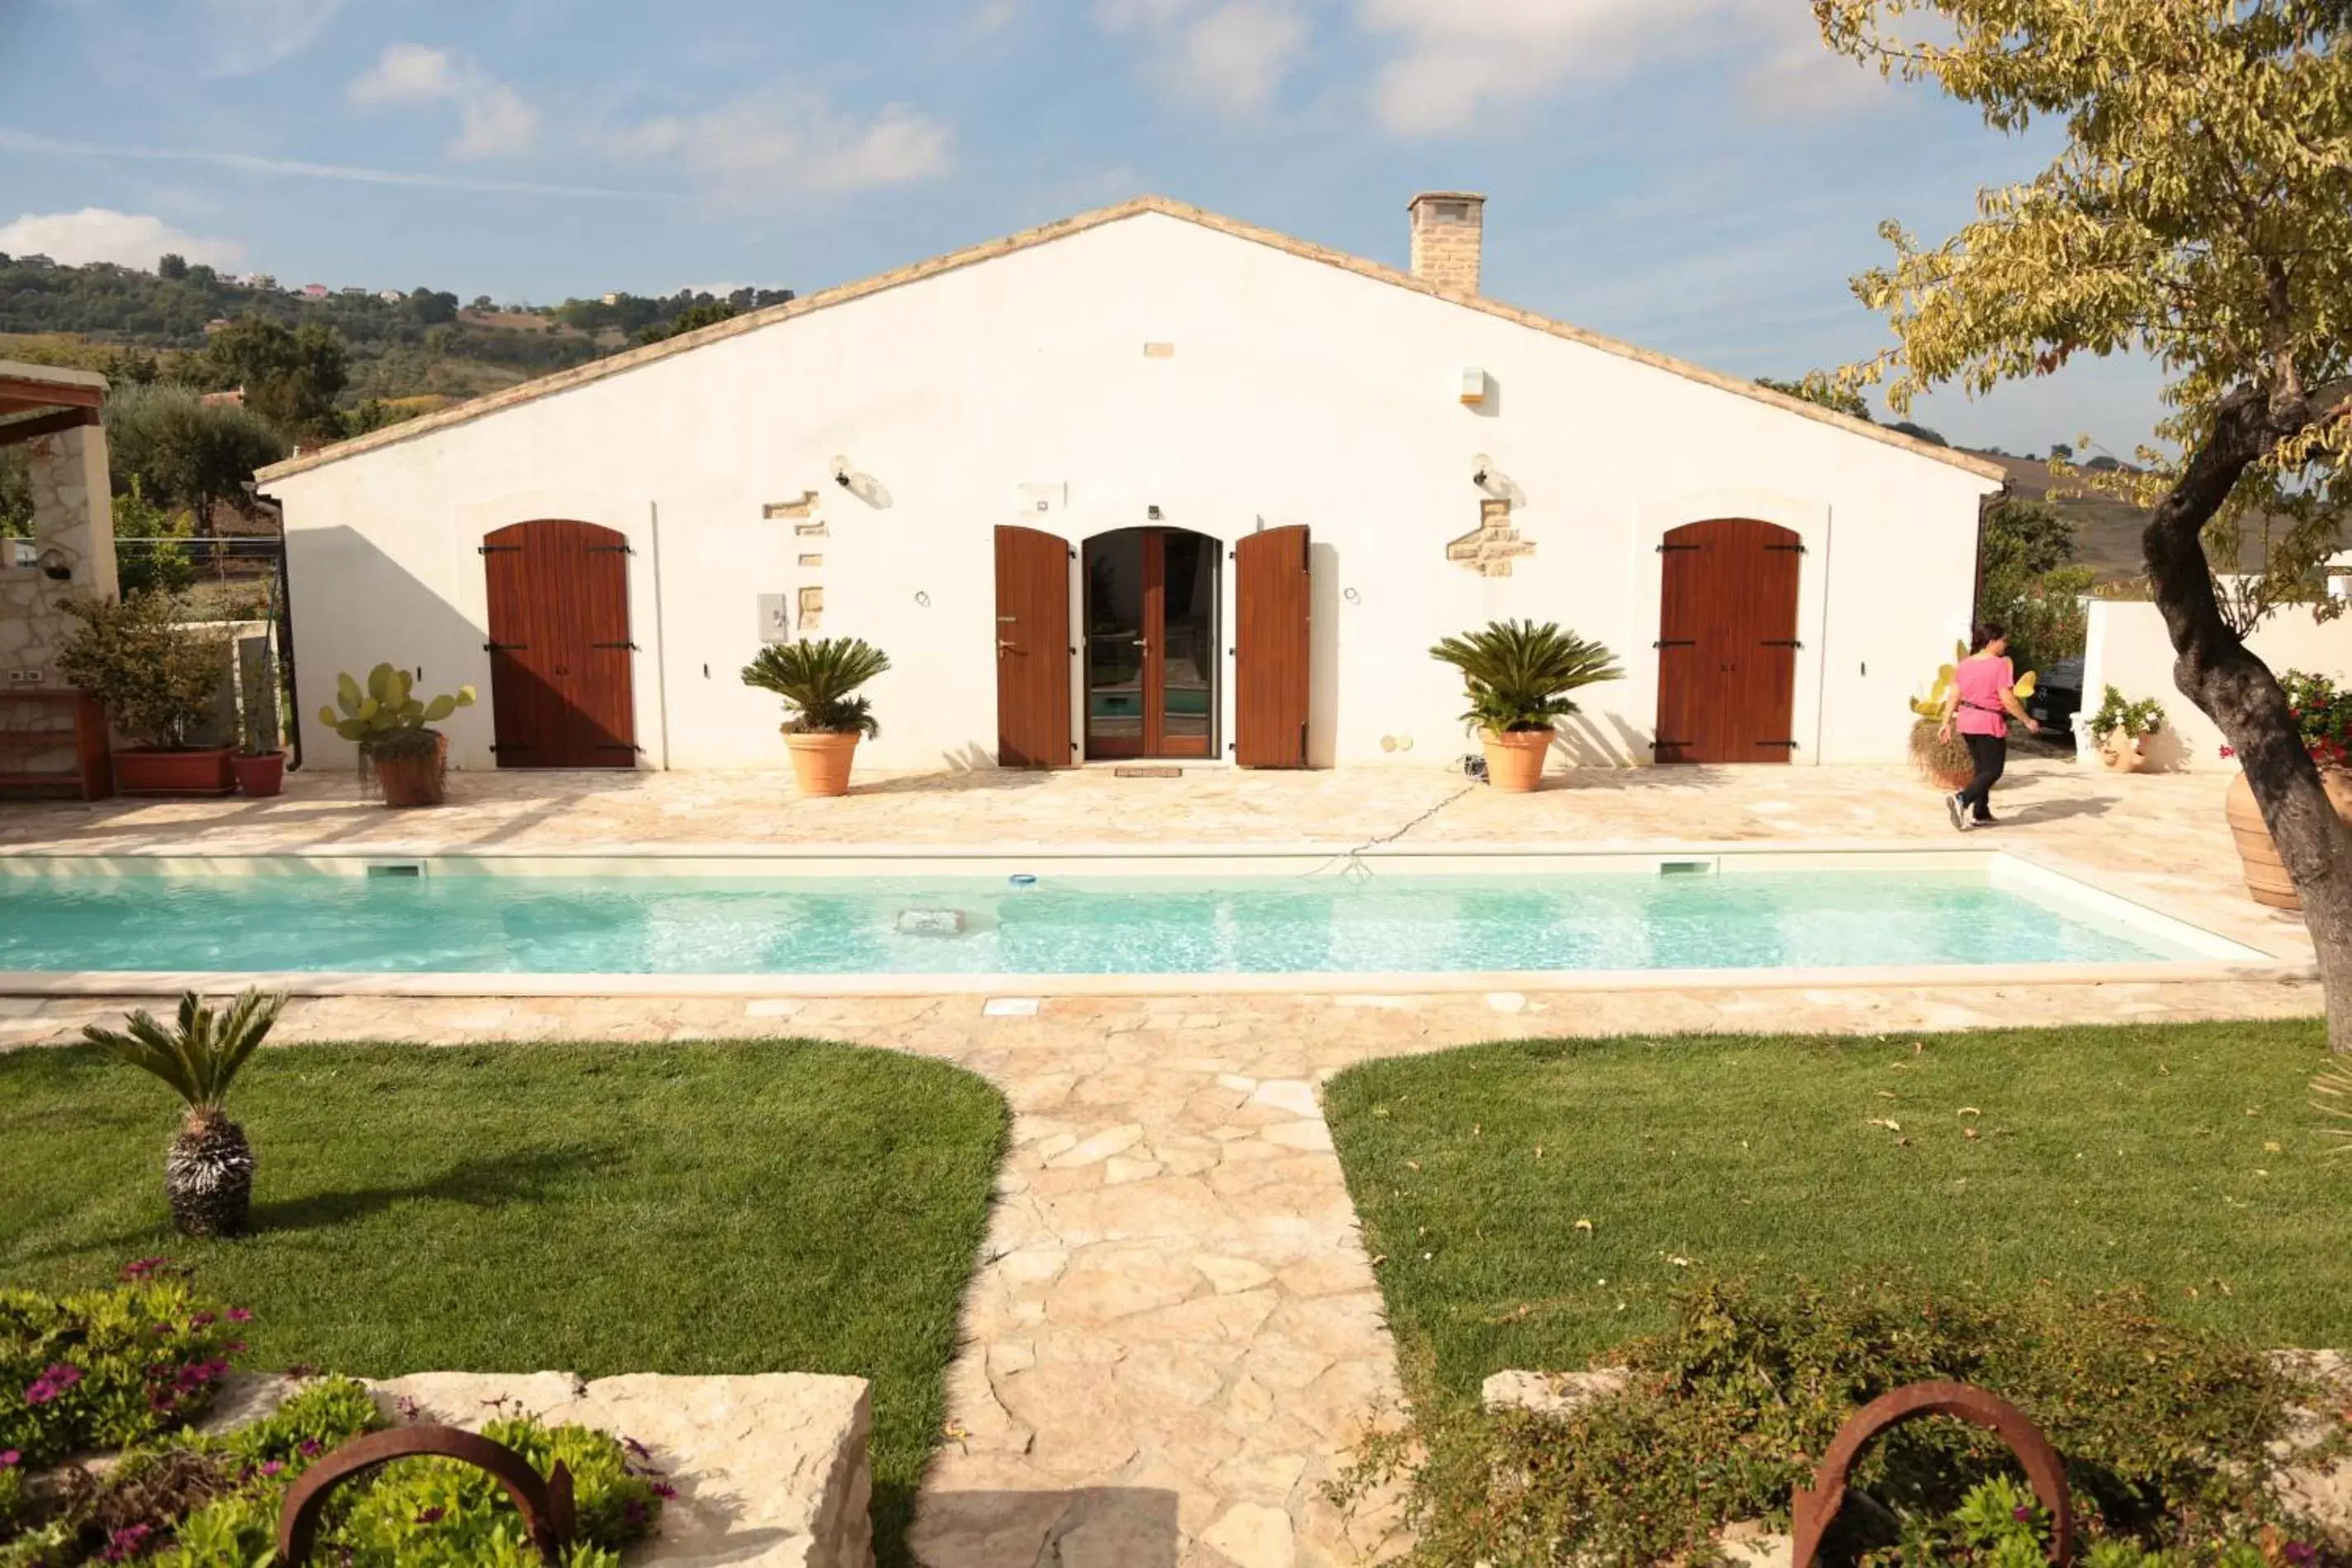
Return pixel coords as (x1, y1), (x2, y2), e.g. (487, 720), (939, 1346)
(0, 0), (2165, 454)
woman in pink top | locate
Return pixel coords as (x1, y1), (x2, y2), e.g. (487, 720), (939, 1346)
(1939, 622), (2041, 830)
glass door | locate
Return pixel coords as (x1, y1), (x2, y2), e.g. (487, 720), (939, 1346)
(1083, 528), (1219, 759)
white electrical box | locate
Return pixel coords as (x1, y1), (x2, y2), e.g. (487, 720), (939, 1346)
(757, 593), (791, 644)
(1460, 367), (1490, 406)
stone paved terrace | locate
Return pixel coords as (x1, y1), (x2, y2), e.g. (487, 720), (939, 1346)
(0, 757), (2326, 1568)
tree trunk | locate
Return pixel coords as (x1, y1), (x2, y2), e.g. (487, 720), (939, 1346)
(2142, 386), (2352, 1052)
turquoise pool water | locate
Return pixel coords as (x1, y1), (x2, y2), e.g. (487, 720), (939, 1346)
(0, 867), (2193, 975)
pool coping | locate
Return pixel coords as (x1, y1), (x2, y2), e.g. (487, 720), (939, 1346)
(0, 838), (2311, 999)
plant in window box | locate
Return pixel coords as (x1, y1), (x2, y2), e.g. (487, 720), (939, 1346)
(1429, 620), (1623, 792)
(319, 664), (476, 808)
(56, 591), (237, 796)
(2222, 670), (2352, 910)
(2086, 684), (2166, 773)
(741, 637), (890, 796)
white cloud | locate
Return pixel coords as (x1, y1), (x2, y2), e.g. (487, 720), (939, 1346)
(607, 90), (952, 196)
(202, 0), (343, 76)
(1098, 0), (1312, 117)
(348, 44), (540, 159)
(0, 210), (245, 271)
(1358, 0), (1868, 135)
(970, 0), (1024, 32)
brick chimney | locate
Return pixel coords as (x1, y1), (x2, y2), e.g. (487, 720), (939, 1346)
(1408, 191), (1485, 295)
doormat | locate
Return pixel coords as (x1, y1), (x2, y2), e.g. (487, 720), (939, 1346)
(1113, 766), (1185, 779)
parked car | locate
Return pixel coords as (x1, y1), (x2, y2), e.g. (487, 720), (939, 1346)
(2027, 656), (2084, 739)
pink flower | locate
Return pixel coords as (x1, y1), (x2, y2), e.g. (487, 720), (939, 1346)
(0, 1450), (19, 1468)
(259, 1459), (285, 1476)
(226, 1307), (253, 1323)
(189, 1311), (216, 1329)
(24, 1363), (83, 1405)
(120, 1258), (169, 1282)
(2219, 744), (2236, 759)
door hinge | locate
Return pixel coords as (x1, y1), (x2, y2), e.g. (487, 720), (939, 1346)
(479, 544), (522, 555)
(1650, 739), (1690, 749)
(488, 742), (532, 753)
(1657, 542), (1700, 553)
(1761, 639), (1803, 648)
(597, 744), (644, 753)
(592, 640), (640, 650)
(483, 640), (527, 652)
(1757, 739), (1799, 749)
(1069, 547), (1078, 560)
(585, 543), (635, 555)
(1654, 639), (1696, 649)
(1765, 542), (1807, 553)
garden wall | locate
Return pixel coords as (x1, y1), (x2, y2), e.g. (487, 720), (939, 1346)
(2078, 597), (2352, 771)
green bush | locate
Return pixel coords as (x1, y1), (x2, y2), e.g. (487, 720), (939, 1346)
(0, 1270), (248, 1466)
(54, 594), (229, 751)
(1344, 1278), (2328, 1567)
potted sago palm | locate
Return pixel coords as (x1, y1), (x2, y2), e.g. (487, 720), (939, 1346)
(1429, 620), (1622, 792)
(318, 664), (477, 807)
(83, 989), (289, 1238)
(741, 636), (891, 796)
(57, 591), (236, 796)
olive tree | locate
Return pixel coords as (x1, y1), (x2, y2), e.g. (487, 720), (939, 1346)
(1814, 0), (2352, 1049)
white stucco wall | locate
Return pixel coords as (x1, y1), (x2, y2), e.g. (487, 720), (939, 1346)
(2077, 596), (2352, 771)
(269, 210), (1998, 775)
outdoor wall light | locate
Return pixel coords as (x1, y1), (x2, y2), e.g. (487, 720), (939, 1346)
(36, 546), (71, 582)
(832, 456), (852, 487)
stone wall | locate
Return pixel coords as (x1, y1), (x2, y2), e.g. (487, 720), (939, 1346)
(0, 422), (118, 678)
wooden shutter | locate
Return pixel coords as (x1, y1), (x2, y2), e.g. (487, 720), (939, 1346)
(1652, 518), (1801, 765)
(1235, 525), (1311, 768)
(994, 525), (1073, 768)
(482, 520), (637, 768)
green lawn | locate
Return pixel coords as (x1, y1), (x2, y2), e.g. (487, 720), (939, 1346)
(1323, 1021), (2352, 1398)
(0, 1039), (1008, 1567)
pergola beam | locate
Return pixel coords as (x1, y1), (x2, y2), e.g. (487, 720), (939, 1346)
(0, 376), (106, 418)
(0, 406), (101, 449)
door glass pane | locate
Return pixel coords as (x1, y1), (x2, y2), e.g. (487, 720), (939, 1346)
(1160, 531), (1216, 749)
(1084, 531), (1145, 753)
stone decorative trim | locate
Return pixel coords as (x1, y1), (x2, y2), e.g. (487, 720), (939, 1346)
(254, 200), (2005, 486)
(1446, 497), (1535, 577)
(764, 494), (821, 520)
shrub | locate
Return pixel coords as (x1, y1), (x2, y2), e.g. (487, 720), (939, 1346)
(1341, 1278), (2324, 1567)
(0, 1272), (248, 1467)
(54, 595), (229, 751)
(2089, 686), (2167, 742)
(1429, 620), (1623, 734)
(740, 637), (890, 736)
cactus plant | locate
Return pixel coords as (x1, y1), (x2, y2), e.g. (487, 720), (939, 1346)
(318, 664), (475, 758)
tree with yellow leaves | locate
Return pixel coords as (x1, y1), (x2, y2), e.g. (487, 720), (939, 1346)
(1815, 0), (2352, 1050)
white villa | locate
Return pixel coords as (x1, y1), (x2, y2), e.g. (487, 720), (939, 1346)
(257, 194), (2005, 776)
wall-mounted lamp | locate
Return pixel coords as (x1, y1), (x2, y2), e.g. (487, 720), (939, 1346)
(831, 456), (852, 488)
(1471, 456), (1524, 506)
(36, 546), (71, 582)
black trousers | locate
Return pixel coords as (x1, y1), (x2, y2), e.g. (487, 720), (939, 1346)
(1958, 733), (2006, 819)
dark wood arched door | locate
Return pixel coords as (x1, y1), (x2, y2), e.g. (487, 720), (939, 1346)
(481, 520), (637, 768)
(1653, 518), (1802, 764)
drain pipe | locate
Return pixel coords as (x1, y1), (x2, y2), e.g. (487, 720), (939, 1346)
(649, 500), (673, 771)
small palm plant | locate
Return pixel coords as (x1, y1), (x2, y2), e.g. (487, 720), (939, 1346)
(83, 989), (288, 1238)
(740, 637), (892, 735)
(1429, 620), (1623, 734)
(2320, 1062), (2352, 1159)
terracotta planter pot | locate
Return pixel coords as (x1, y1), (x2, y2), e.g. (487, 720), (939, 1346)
(1481, 729), (1554, 794)
(231, 751), (286, 798)
(2097, 729), (2147, 773)
(786, 731), (861, 797)
(2225, 767), (2352, 910)
(372, 733), (450, 808)
(115, 747), (235, 797)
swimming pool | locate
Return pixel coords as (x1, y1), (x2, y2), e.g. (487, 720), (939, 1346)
(0, 848), (2273, 992)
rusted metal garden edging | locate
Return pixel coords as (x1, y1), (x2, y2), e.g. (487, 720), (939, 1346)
(1790, 1381), (2075, 1567)
(275, 1424), (575, 1566)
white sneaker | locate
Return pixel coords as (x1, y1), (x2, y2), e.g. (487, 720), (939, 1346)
(1948, 793), (1972, 832)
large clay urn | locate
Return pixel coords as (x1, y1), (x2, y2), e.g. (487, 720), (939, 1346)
(1481, 729), (1553, 793)
(2097, 728), (2148, 773)
(2225, 767), (2352, 909)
